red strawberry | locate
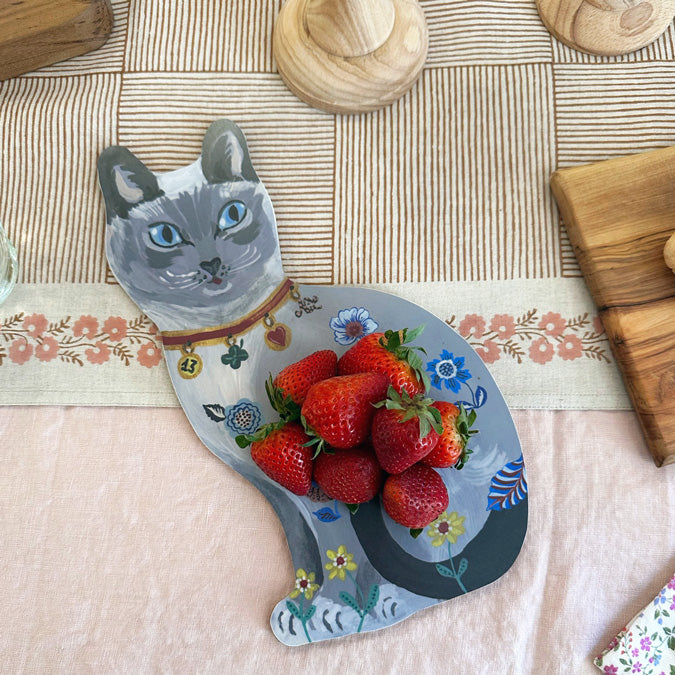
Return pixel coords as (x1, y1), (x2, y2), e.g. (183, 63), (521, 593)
(382, 463), (449, 531)
(337, 326), (429, 396)
(423, 402), (478, 469)
(273, 349), (338, 407)
(313, 446), (383, 505)
(301, 372), (389, 450)
(371, 387), (443, 474)
(243, 422), (313, 496)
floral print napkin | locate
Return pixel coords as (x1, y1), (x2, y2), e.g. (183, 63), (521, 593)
(595, 573), (675, 674)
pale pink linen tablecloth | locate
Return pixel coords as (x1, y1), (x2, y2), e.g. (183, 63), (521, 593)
(1, 405), (672, 674)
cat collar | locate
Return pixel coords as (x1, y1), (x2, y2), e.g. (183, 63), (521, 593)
(160, 278), (299, 379)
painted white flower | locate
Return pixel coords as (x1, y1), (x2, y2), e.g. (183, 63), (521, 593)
(329, 307), (378, 346)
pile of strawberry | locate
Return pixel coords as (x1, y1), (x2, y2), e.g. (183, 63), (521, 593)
(236, 327), (477, 536)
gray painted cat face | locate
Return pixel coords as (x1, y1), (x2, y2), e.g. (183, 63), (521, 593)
(98, 120), (283, 328)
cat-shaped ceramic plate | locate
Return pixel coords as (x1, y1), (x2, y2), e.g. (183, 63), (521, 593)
(98, 119), (528, 645)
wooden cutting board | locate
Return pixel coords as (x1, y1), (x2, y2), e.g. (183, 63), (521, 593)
(551, 147), (675, 467)
(0, 0), (113, 81)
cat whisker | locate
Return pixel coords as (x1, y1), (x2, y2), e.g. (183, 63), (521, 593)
(158, 273), (201, 290)
(164, 269), (197, 280)
(230, 249), (262, 273)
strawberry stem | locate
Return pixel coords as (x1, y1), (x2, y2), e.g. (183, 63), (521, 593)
(299, 415), (328, 458)
(453, 405), (478, 470)
(375, 386), (444, 438)
(379, 326), (431, 392)
(265, 374), (301, 422)
(235, 420), (285, 448)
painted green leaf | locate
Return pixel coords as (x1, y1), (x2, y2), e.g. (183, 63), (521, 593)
(339, 591), (363, 615)
(304, 604), (316, 622)
(457, 558), (469, 577)
(435, 563), (456, 578)
(364, 584), (380, 614)
(286, 600), (302, 620)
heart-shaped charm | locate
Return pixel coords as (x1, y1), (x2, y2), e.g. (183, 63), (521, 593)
(265, 322), (291, 350)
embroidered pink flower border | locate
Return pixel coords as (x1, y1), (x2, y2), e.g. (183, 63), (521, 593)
(0, 312), (163, 368)
(447, 310), (610, 365)
(0, 309), (611, 368)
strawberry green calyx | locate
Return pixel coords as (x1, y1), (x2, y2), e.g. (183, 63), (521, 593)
(299, 415), (329, 458)
(454, 405), (478, 470)
(380, 326), (430, 392)
(374, 386), (443, 439)
(265, 374), (302, 422)
(409, 528), (424, 539)
(235, 420), (286, 449)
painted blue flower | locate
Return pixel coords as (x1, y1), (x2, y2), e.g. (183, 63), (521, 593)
(426, 350), (472, 392)
(654, 589), (668, 605)
(223, 399), (262, 438)
(329, 307), (378, 346)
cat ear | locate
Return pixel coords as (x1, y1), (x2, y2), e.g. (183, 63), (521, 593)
(201, 119), (259, 184)
(97, 146), (164, 220)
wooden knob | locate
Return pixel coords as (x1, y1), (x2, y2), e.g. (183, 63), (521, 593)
(305, 0), (396, 57)
(536, 0), (675, 56)
(273, 0), (428, 114)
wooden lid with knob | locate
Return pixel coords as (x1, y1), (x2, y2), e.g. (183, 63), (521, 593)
(536, 0), (675, 55)
(273, 0), (429, 114)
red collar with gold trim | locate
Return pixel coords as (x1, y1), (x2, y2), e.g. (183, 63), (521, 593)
(160, 277), (297, 351)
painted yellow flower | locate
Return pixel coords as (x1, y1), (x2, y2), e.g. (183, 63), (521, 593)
(325, 545), (357, 581)
(427, 511), (466, 547)
(289, 568), (319, 600)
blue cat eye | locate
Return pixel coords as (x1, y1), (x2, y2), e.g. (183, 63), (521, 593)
(148, 222), (183, 248)
(218, 200), (247, 231)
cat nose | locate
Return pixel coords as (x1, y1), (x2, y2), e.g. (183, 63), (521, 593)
(200, 257), (221, 276)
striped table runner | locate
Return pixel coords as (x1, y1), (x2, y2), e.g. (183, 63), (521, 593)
(2, 0), (673, 408)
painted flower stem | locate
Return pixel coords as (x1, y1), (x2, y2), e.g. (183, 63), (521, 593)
(346, 570), (368, 632)
(299, 596), (312, 644)
(447, 542), (467, 594)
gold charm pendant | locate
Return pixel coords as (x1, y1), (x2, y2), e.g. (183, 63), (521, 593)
(177, 345), (203, 379)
